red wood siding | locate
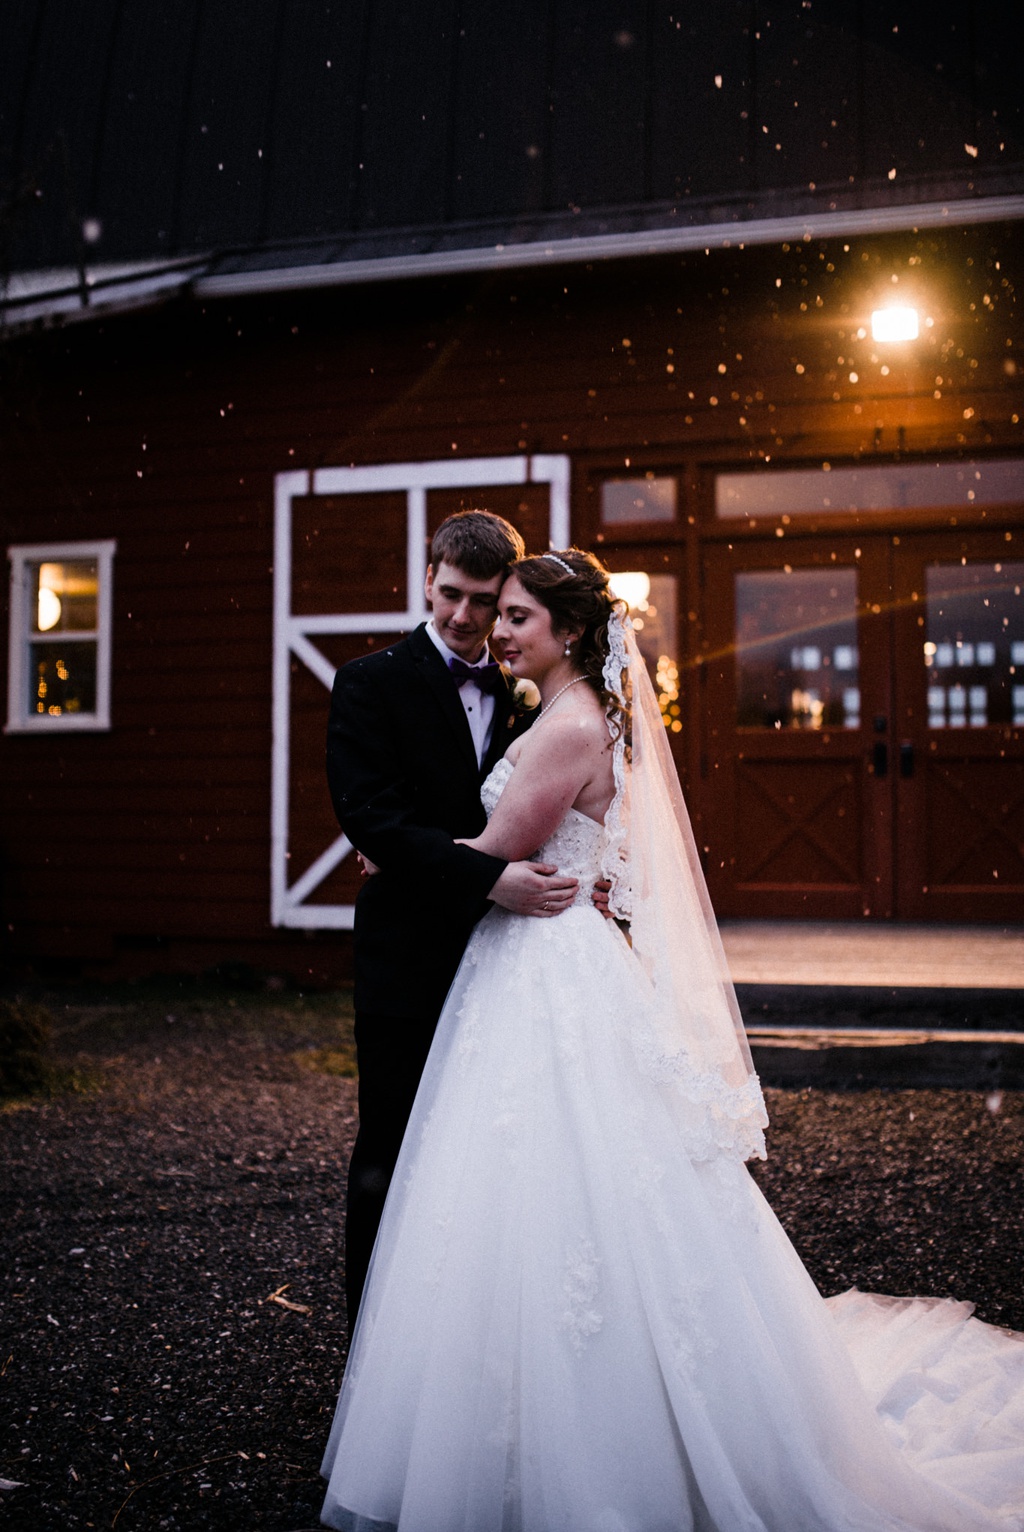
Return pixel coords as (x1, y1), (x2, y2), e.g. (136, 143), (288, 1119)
(2, 225), (1022, 975)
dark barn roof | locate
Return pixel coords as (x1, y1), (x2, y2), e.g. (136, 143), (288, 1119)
(2, 0), (1024, 320)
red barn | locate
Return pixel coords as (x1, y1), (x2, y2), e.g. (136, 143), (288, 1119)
(2, 2), (1023, 981)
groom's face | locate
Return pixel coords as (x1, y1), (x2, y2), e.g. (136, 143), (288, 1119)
(424, 560), (504, 661)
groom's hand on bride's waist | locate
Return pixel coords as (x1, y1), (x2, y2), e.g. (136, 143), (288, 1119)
(488, 862), (579, 917)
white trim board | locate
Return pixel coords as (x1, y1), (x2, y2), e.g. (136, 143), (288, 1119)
(271, 454), (571, 929)
(198, 195), (1024, 299)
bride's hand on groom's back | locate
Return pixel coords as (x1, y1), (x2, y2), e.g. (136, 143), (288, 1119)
(488, 861), (579, 917)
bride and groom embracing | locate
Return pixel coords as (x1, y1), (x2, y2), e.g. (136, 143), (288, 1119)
(323, 510), (1023, 1531)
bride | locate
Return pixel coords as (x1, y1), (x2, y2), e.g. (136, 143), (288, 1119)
(320, 550), (1024, 1532)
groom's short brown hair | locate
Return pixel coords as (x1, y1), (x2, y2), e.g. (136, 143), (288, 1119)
(431, 510), (525, 580)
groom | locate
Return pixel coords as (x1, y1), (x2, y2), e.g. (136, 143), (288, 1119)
(326, 509), (579, 1325)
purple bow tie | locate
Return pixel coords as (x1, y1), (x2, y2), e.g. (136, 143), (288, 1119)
(448, 655), (505, 694)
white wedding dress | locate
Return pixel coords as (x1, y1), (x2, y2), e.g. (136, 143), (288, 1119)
(321, 756), (1024, 1532)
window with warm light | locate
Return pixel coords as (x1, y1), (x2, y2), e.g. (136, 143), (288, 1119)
(6, 540), (116, 731)
(607, 569), (682, 732)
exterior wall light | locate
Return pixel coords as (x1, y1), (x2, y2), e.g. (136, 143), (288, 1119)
(37, 583), (62, 631)
(871, 306), (919, 342)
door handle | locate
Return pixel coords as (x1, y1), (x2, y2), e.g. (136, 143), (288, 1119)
(899, 741), (914, 778)
(872, 740), (889, 777)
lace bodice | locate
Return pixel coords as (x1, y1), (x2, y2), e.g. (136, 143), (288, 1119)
(481, 756), (606, 906)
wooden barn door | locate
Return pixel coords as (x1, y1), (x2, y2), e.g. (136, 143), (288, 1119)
(702, 537), (893, 919)
(271, 455), (570, 932)
(891, 534), (1024, 922)
(702, 531), (1024, 922)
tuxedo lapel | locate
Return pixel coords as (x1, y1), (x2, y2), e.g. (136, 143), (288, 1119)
(482, 672), (533, 778)
(408, 624), (480, 775)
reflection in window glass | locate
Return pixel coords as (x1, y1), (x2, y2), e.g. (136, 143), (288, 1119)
(924, 562), (1024, 727)
(735, 569), (859, 729)
(28, 644), (98, 716)
(601, 476), (676, 525)
(607, 572), (680, 731)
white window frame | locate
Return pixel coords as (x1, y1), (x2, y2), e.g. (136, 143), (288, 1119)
(272, 454), (571, 929)
(6, 539), (116, 733)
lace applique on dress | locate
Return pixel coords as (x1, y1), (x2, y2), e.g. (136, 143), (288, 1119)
(481, 756), (607, 907)
(560, 1236), (603, 1354)
(478, 756), (766, 1164)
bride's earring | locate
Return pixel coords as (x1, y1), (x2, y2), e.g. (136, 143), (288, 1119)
(564, 639), (572, 657)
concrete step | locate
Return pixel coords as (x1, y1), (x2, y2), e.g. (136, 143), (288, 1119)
(737, 981), (1024, 1088)
(737, 983), (1024, 1032)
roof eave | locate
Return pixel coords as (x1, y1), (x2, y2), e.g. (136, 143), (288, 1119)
(194, 193), (1024, 299)
(3, 192), (1023, 332)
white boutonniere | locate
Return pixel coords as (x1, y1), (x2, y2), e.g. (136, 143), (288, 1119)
(504, 676), (541, 728)
(512, 677), (541, 714)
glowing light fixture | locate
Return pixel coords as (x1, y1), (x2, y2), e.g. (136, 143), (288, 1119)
(871, 306), (919, 343)
(608, 570), (651, 609)
(37, 584), (62, 631)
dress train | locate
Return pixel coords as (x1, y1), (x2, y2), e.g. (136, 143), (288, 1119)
(321, 765), (1024, 1531)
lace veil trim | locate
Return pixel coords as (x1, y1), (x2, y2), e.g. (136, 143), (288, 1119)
(599, 606), (631, 918)
(600, 606), (767, 1162)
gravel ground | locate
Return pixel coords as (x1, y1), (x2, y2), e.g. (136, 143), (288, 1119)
(2, 982), (1023, 1532)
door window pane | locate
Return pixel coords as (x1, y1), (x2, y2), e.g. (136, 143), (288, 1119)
(735, 569), (859, 729)
(924, 562), (1024, 727)
(607, 571), (680, 731)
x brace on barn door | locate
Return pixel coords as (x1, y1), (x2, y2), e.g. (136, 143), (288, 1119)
(271, 455), (571, 929)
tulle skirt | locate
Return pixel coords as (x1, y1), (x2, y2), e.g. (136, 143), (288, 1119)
(321, 905), (1024, 1531)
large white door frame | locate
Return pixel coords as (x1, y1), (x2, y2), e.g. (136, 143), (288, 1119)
(271, 454), (571, 928)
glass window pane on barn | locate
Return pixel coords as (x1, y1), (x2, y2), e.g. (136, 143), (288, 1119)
(735, 569), (859, 730)
(716, 457), (1024, 520)
(924, 562), (1024, 729)
(27, 641), (98, 718)
(607, 571), (681, 732)
(600, 476), (677, 525)
(32, 560), (98, 633)
(7, 542), (115, 731)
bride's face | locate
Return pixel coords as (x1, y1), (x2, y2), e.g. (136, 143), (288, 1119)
(493, 575), (567, 681)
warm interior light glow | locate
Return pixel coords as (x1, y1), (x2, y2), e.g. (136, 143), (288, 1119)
(37, 585), (62, 631)
(608, 570), (651, 609)
(871, 306), (919, 342)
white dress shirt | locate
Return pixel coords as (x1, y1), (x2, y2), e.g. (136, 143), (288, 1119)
(425, 621), (497, 768)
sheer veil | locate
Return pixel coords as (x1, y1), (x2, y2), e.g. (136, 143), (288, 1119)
(601, 605), (768, 1162)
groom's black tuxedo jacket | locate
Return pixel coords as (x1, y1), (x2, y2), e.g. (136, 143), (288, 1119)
(326, 623), (531, 1018)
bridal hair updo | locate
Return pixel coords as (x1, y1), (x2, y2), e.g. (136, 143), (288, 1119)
(510, 548), (628, 734)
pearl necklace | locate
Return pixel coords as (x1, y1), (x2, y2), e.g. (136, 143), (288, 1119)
(537, 675), (587, 721)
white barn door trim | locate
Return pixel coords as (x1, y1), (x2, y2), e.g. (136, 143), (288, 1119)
(271, 455), (571, 929)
